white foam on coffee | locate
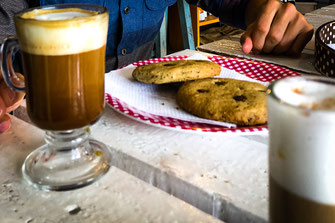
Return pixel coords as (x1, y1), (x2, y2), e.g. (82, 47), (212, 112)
(268, 76), (335, 205)
(35, 11), (91, 20)
(16, 9), (108, 56)
(274, 76), (335, 109)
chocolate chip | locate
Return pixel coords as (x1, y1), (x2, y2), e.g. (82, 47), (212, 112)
(214, 81), (227, 86)
(233, 95), (247, 102)
(197, 89), (209, 93)
(163, 63), (176, 67)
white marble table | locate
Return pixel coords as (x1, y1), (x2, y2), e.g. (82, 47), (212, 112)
(0, 116), (223, 223)
(11, 49), (269, 223)
(91, 99), (269, 223)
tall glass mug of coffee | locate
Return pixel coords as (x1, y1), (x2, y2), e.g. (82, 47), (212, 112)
(267, 76), (335, 222)
(1, 4), (112, 191)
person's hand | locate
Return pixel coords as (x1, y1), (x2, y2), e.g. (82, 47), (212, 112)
(0, 70), (25, 133)
(241, 0), (314, 55)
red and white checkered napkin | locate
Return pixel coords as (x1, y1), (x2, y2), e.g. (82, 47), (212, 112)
(105, 53), (300, 134)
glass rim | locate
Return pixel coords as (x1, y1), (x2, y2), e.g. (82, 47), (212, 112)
(14, 3), (108, 22)
(267, 75), (335, 112)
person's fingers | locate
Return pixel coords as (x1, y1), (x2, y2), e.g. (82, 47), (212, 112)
(271, 15), (302, 54)
(251, 0), (280, 52)
(6, 92), (25, 112)
(263, 3), (296, 53)
(0, 114), (11, 133)
(287, 25), (314, 56)
(10, 72), (25, 89)
(241, 25), (254, 54)
(243, 0), (313, 55)
(0, 80), (16, 106)
(272, 24), (297, 54)
(0, 96), (7, 120)
(0, 74), (25, 112)
(0, 71), (25, 134)
(242, 35), (254, 54)
(0, 69), (3, 82)
(272, 8), (313, 55)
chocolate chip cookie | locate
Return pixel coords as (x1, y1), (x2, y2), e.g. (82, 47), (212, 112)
(176, 78), (267, 126)
(132, 60), (221, 84)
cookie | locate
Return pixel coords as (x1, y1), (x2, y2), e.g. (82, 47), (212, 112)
(132, 60), (221, 84)
(176, 78), (267, 126)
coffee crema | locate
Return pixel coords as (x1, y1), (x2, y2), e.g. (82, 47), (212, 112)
(15, 8), (108, 130)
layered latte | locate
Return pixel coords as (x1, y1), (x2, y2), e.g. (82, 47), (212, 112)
(267, 76), (335, 222)
(15, 7), (108, 130)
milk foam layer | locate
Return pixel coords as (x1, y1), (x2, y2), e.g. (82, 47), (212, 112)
(274, 76), (335, 109)
(35, 11), (91, 20)
(15, 8), (108, 55)
(268, 76), (335, 205)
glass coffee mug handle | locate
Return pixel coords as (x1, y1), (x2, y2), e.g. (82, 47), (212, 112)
(1, 36), (25, 92)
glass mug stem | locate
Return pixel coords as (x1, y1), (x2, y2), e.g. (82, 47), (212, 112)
(1, 4), (112, 191)
(45, 127), (91, 151)
(22, 127), (111, 191)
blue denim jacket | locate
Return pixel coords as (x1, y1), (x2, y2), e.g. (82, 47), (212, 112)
(40, 0), (176, 57)
(39, 0), (249, 58)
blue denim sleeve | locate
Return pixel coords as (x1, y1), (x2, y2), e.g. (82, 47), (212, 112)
(186, 0), (250, 29)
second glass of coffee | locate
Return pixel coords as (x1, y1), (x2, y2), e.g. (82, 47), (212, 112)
(267, 76), (335, 223)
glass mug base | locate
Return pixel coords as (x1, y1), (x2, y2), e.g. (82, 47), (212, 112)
(22, 127), (112, 191)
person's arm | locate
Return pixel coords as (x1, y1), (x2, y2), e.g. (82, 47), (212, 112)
(186, 0), (313, 55)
